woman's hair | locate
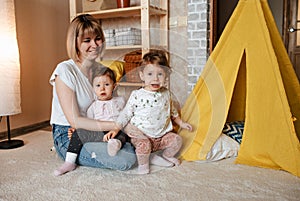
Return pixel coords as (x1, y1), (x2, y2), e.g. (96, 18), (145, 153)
(141, 50), (171, 74)
(66, 14), (105, 62)
(92, 67), (116, 84)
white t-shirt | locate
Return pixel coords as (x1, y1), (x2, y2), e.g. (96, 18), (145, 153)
(49, 59), (94, 126)
(87, 96), (125, 121)
(116, 88), (179, 138)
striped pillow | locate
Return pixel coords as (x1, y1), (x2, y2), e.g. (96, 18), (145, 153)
(222, 121), (244, 144)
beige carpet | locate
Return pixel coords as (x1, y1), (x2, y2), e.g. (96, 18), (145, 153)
(0, 130), (299, 201)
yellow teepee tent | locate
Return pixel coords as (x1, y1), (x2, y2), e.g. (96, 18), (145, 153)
(179, 0), (300, 177)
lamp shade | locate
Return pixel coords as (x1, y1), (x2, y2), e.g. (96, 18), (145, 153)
(0, 0), (21, 116)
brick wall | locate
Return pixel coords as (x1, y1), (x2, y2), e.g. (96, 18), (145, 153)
(187, 0), (210, 92)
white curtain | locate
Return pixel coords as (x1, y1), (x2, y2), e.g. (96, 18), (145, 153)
(0, 0), (21, 116)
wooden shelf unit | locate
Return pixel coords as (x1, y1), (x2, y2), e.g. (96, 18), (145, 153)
(69, 0), (168, 55)
(69, 0), (169, 88)
(70, 5), (167, 19)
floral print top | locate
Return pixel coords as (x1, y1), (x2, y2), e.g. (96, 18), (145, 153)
(116, 88), (179, 138)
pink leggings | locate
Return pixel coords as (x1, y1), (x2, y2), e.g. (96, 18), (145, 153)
(130, 132), (182, 165)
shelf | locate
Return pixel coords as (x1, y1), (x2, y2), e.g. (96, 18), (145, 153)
(106, 45), (168, 51)
(70, 0), (168, 94)
(69, 0), (168, 56)
(77, 6), (167, 19)
(118, 82), (143, 87)
(106, 45), (142, 50)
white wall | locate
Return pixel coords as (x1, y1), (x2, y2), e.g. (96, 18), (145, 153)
(0, 0), (69, 132)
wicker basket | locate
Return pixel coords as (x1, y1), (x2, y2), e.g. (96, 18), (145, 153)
(123, 50), (142, 82)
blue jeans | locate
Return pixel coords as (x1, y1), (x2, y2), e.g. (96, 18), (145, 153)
(52, 124), (137, 171)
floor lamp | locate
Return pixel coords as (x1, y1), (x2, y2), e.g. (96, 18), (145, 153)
(0, 0), (24, 149)
(0, 116), (24, 149)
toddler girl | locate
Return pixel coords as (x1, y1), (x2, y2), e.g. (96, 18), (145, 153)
(112, 50), (193, 174)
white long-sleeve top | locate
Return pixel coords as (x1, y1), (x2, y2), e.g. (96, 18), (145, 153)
(116, 88), (179, 138)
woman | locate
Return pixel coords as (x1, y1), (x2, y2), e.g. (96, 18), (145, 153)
(49, 14), (136, 171)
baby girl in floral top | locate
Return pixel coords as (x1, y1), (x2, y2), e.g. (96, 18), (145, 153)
(111, 50), (193, 174)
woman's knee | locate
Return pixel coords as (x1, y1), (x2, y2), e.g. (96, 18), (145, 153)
(52, 126), (70, 160)
(78, 142), (136, 171)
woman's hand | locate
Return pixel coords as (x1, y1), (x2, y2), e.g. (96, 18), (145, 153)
(123, 123), (147, 139)
(68, 128), (76, 139)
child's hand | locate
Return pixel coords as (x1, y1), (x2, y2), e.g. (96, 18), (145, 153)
(180, 122), (193, 132)
(68, 128), (76, 139)
(103, 130), (119, 142)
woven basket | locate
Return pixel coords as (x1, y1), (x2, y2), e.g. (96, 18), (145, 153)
(123, 50), (142, 82)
